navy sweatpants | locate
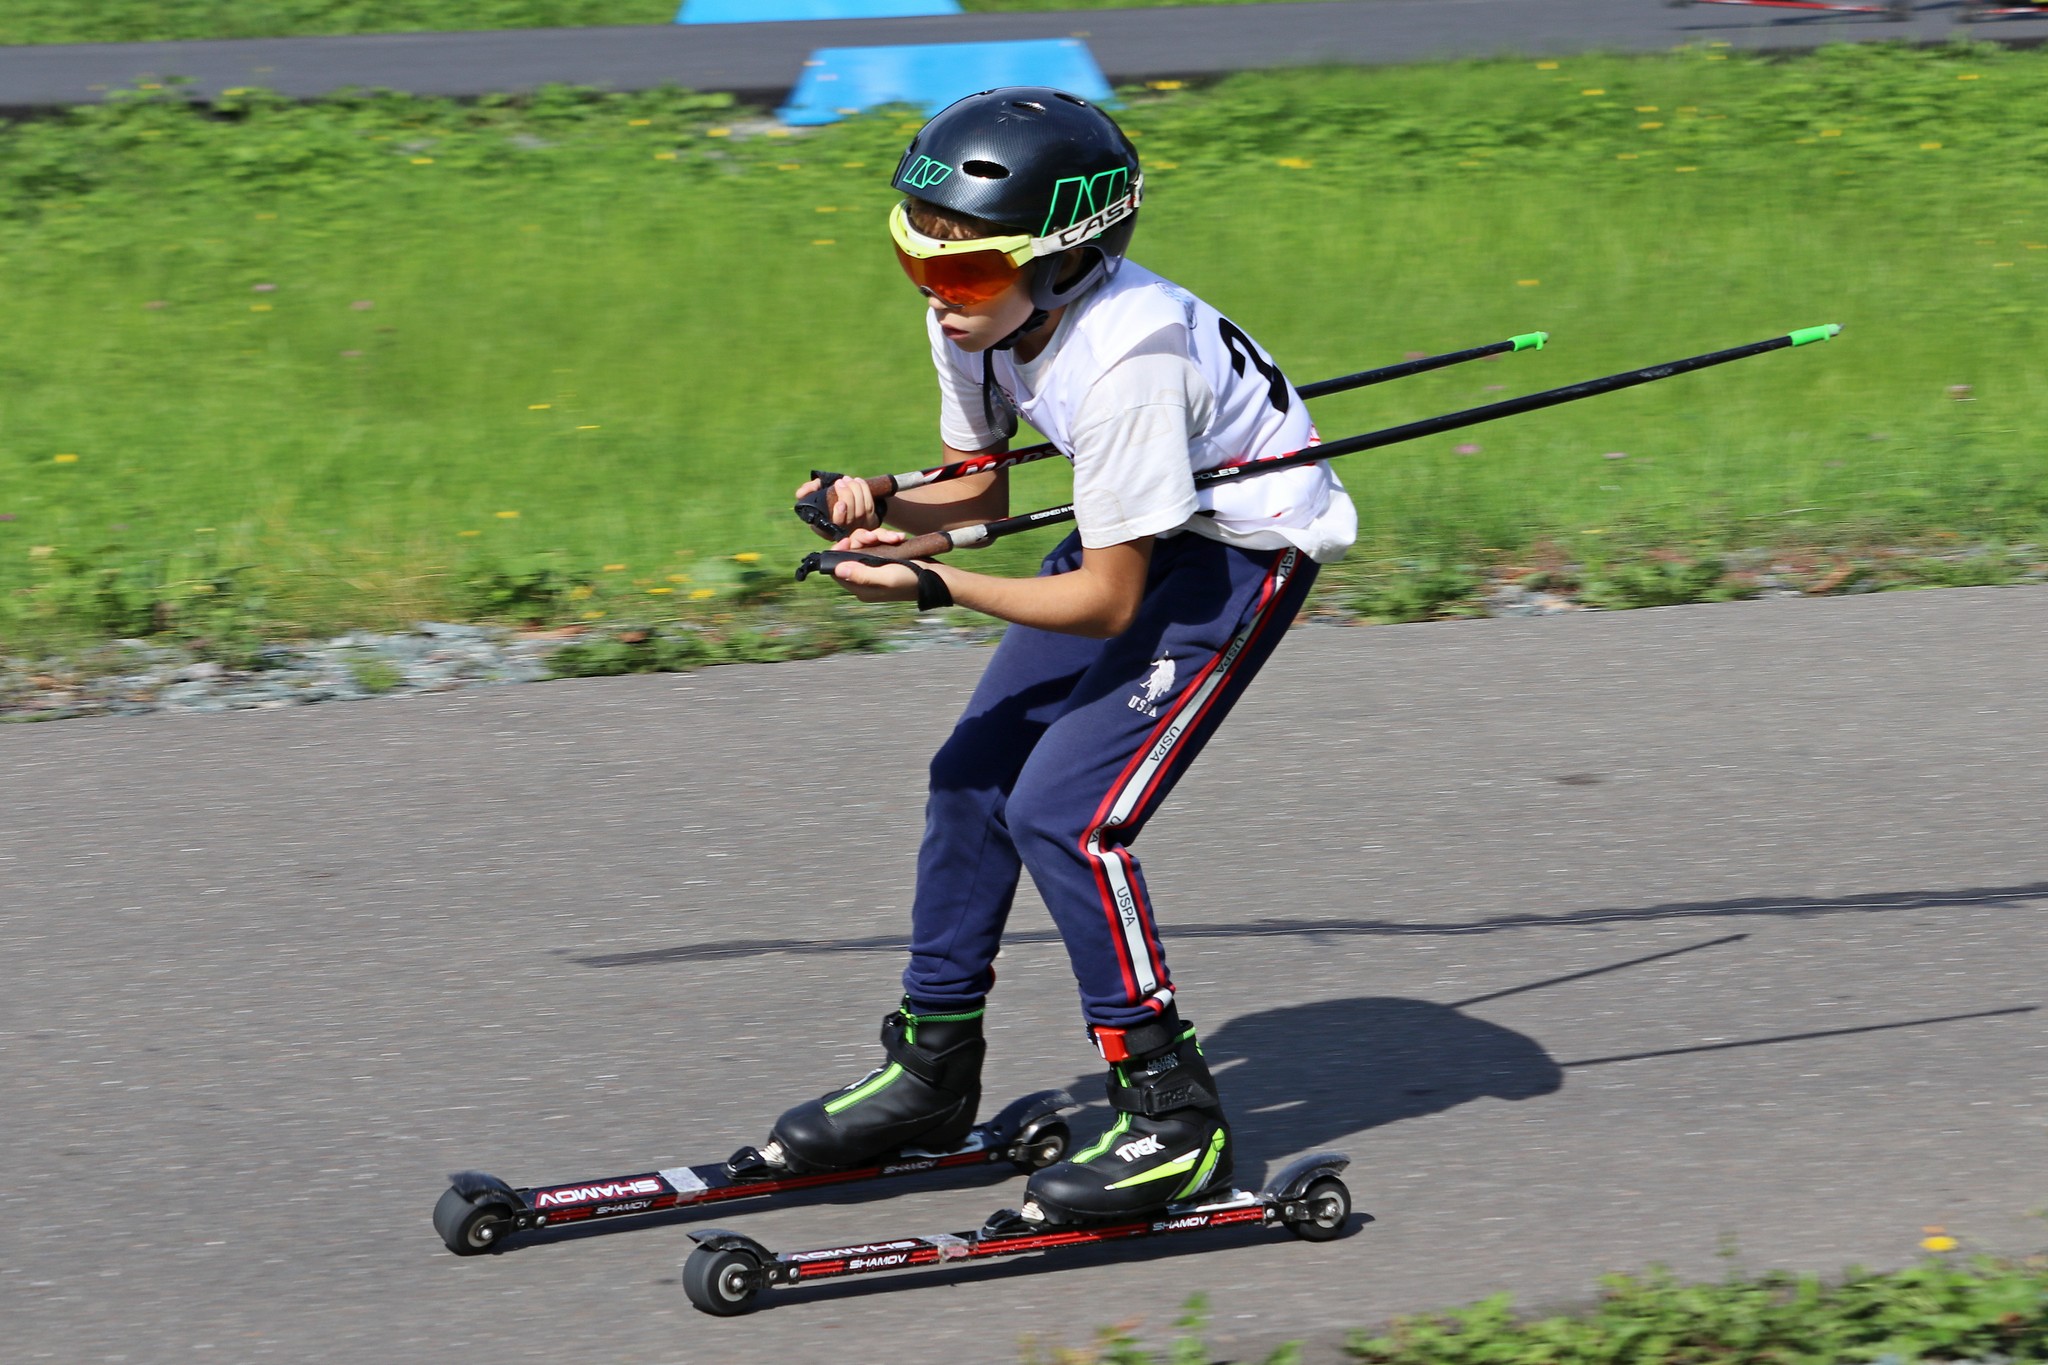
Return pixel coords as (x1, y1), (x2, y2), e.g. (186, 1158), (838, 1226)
(901, 530), (1318, 1029)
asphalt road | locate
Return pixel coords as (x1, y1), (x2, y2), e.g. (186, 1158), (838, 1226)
(0, 0), (2020, 112)
(4, 584), (2045, 1362)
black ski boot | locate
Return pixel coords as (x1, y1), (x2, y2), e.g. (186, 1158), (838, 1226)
(763, 1000), (985, 1173)
(1022, 1008), (1232, 1224)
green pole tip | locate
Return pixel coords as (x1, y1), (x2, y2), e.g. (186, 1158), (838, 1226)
(1510, 331), (1549, 351)
(1788, 323), (1842, 347)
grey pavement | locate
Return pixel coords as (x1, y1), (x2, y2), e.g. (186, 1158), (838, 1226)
(4, 585), (2046, 1362)
(0, 0), (2011, 112)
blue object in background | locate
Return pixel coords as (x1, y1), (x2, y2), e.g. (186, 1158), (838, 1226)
(778, 39), (1112, 127)
(678, 0), (961, 22)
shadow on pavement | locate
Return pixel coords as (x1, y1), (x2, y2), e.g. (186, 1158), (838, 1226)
(569, 879), (2048, 967)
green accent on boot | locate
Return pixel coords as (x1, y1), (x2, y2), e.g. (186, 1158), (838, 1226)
(897, 1001), (985, 1045)
(1173, 1128), (1228, 1201)
(1105, 1147), (1203, 1192)
(1069, 1112), (1132, 1165)
(823, 1062), (903, 1116)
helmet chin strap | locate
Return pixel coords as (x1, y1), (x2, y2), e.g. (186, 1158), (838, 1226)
(982, 306), (1050, 436)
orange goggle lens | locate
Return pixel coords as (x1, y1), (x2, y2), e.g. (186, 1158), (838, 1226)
(893, 242), (1025, 307)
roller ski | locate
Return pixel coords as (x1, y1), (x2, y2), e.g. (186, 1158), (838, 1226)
(434, 1002), (1072, 1256)
(681, 1150), (1353, 1315)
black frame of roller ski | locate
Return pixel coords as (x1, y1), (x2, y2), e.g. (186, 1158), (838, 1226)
(792, 332), (1548, 539)
(680, 1150), (1352, 1315)
(430, 1088), (1074, 1256)
(794, 324), (1841, 581)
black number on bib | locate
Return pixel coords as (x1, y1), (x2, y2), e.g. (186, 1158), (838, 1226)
(1218, 318), (1292, 415)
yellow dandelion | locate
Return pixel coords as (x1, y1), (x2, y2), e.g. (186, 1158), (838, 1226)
(458, 530), (480, 537)
(1152, 159), (1179, 170)
(582, 610), (607, 620)
(577, 424), (601, 430)
(816, 205), (840, 213)
(251, 303), (272, 312)
(766, 127), (790, 138)
(52, 453), (79, 464)
(1617, 153), (1639, 160)
(629, 118), (652, 126)
(603, 563), (626, 572)
(1994, 262), (2014, 268)
(1705, 53), (1726, 61)
(411, 157), (434, 165)
(654, 151), (677, 161)
(1459, 160), (1483, 168)
(1147, 80), (1186, 91)
(1676, 166), (1699, 173)
(496, 510), (520, 519)
(1959, 73), (1980, 81)
(1581, 88), (1605, 96)
(1582, 528), (1607, 535)
(707, 127), (731, 138)
(196, 527), (215, 533)
(1922, 1235), (1958, 1252)
(1276, 157), (1313, 169)
(2027, 243), (2046, 250)
(568, 585), (593, 600)
(1517, 279), (1541, 287)
(1640, 122), (1664, 130)
(843, 161), (866, 169)
(647, 587), (673, 595)
(1922, 142), (1943, 151)
(690, 588), (717, 600)
(1536, 61), (1559, 70)
(733, 552), (761, 563)
(529, 403), (551, 410)
(255, 212), (277, 221)
(813, 239), (837, 246)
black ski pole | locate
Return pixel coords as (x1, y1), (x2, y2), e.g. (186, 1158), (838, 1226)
(797, 324), (1840, 578)
(793, 332), (1548, 537)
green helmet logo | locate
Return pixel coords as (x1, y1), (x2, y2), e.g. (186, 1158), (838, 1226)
(902, 155), (954, 191)
(1041, 168), (1131, 237)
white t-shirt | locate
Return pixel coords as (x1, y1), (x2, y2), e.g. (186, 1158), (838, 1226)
(929, 261), (1356, 564)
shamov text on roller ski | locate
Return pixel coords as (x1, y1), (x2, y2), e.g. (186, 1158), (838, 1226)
(430, 1089), (1074, 1255)
(679, 1151), (1356, 1315)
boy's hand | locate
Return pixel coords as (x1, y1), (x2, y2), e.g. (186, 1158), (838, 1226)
(827, 528), (924, 603)
(793, 474), (883, 538)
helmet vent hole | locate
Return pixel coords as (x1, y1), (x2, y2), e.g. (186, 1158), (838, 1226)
(1010, 100), (1046, 113)
(1054, 93), (1088, 106)
(962, 159), (1010, 180)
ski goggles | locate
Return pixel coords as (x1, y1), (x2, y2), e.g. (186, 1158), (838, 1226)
(887, 177), (1143, 307)
(888, 201), (1037, 307)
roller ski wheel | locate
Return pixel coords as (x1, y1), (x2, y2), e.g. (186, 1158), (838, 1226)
(683, 1244), (767, 1316)
(679, 1151), (1355, 1313)
(1282, 1174), (1352, 1243)
(429, 1089), (1073, 1257)
(433, 1182), (517, 1256)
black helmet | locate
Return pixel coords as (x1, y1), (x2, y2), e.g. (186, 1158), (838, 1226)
(891, 87), (1142, 313)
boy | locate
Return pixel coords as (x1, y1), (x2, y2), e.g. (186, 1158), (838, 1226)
(769, 87), (1355, 1225)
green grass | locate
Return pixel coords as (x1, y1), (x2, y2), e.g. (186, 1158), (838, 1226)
(1041, 1256), (2048, 1365)
(2, 43), (2045, 656)
(0, 0), (1340, 46)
